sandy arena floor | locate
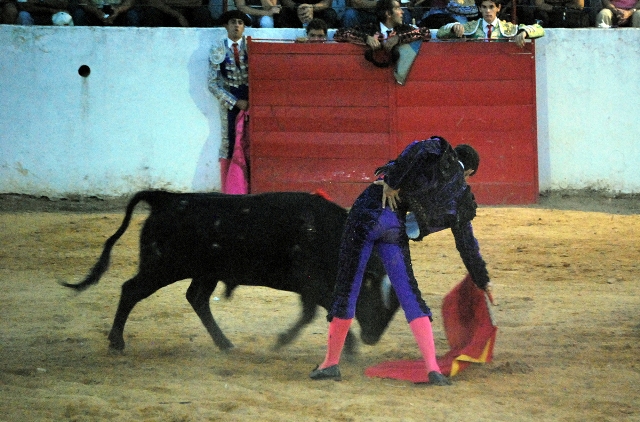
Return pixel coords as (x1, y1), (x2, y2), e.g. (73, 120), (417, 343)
(0, 192), (638, 421)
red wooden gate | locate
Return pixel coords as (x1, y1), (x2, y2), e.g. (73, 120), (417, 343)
(248, 39), (538, 207)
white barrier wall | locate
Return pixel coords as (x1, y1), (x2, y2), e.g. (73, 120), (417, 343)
(535, 29), (640, 193)
(1, 25), (639, 198)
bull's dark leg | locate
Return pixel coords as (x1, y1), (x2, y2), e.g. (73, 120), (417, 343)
(275, 295), (317, 349)
(343, 330), (358, 357)
(274, 293), (359, 356)
(186, 276), (234, 351)
(108, 273), (166, 352)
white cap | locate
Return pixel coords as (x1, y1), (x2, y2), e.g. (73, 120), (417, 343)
(52, 11), (74, 26)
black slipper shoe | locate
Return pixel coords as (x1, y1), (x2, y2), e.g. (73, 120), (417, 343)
(309, 365), (342, 381)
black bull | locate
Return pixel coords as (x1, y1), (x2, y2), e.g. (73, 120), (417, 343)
(61, 190), (400, 353)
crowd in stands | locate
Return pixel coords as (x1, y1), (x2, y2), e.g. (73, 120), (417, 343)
(1, 0), (638, 27)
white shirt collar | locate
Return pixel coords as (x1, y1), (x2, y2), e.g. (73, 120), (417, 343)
(483, 18), (500, 30)
(380, 22), (393, 38)
(227, 38), (243, 48)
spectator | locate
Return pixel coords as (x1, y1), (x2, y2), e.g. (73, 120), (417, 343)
(309, 137), (489, 386)
(232, 0), (282, 27)
(296, 16), (329, 39)
(1, 0), (18, 23)
(189, 0), (222, 27)
(73, 0), (190, 26)
(436, 0), (544, 47)
(411, 0), (479, 28)
(332, 0), (347, 21)
(72, 0), (141, 26)
(595, 0), (640, 26)
(15, 0), (75, 25)
(585, 0), (602, 25)
(497, 0), (538, 25)
(153, 0), (215, 27)
(207, 10), (250, 192)
(342, 0), (379, 27)
(208, 0), (224, 18)
(280, 0), (340, 28)
(135, 0), (190, 26)
(343, 0), (415, 28)
(532, 0), (587, 27)
(334, 0), (430, 67)
(190, 6), (217, 26)
(307, 15), (329, 36)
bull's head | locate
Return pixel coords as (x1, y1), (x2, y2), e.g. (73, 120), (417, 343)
(355, 257), (400, 345)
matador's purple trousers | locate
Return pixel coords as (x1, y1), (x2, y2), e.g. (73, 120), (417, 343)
(318, 205), (438, 371)
(330, 206), (432, 323)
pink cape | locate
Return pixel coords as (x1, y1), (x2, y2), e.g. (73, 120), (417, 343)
(365, 274), (497, 383)
(223, 110), (250, 194)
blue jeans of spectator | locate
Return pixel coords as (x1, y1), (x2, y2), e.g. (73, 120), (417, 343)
(248, 13), (276, 28)
(258, 15), (275, 28)
(16, 10), (34, 25)
(341, 8), (376, 28)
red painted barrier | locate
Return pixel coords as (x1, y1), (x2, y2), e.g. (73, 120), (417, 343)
(248, 39), (538, 207)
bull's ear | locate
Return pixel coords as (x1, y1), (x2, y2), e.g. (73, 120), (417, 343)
(381, 275), (393, 310)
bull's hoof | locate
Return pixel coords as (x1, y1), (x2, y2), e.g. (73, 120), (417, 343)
(309, 364), (342, 381)
(108, 332), (125, 351)
(415, 371), (452, 386)
(108, 344), (125, 355)
(214, 335), (235, 352)
(220, 344), (236, 353)
(276, 332), (294, 348)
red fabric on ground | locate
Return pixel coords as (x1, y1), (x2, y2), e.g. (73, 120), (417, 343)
(364, 274), (497, 383)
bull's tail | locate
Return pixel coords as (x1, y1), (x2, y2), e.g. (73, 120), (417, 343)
(60, 190), (157, 292)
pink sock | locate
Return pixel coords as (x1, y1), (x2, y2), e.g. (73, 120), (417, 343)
(319, 317), (352, 369)
(409, 316), (441, 374)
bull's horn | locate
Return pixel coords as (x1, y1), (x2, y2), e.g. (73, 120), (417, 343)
(381, 275), (392, 310)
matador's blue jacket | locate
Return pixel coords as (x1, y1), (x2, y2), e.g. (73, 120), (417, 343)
(350, 136), (490, 290)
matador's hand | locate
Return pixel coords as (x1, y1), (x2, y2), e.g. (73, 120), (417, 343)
(452, 22), (465, 38)
(374, 180), (400, 211)
(366, 35), (381, 50)
(513, 31), (527, 48)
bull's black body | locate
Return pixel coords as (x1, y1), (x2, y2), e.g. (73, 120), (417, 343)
(62, 190), (399, 353)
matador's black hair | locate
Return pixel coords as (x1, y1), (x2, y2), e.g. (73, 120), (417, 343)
(455, 144), (480, 176)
